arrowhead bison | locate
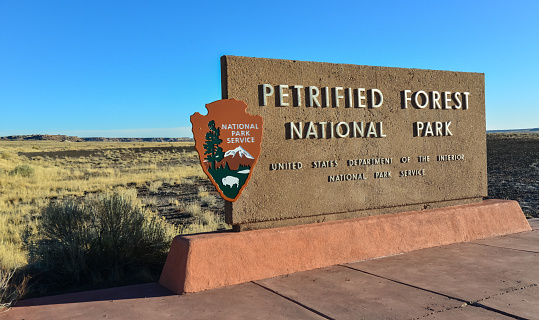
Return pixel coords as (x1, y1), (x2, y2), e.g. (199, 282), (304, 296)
(222, 176), (239, 188)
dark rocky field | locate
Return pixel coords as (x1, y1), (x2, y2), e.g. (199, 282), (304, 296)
(486, 133), (539, 218)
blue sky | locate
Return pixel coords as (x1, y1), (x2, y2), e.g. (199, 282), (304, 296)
(1, 0), (537, 137)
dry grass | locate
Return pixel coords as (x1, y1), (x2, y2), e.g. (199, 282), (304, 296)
(0, 141), (204, 208)
(180, 206), (227, 234)
(0, 140), (227, 301)
(0, 141), (190, 153)
(149, 180), (164, 193)
(0, 267), (28, 310)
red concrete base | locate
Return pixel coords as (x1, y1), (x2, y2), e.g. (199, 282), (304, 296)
(159, 199), (531, 294)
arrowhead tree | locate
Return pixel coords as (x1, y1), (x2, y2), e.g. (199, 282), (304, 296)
(203, 120), (224, 170)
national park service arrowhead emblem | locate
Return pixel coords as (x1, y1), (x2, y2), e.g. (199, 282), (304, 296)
(191, 99), (263, 202)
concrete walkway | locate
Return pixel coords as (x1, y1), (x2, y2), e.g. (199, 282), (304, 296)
(2, 219), (538, 320)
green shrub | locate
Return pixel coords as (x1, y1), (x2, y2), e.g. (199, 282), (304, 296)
(9, 165), (35, 178)
(29, 191), (176, 293)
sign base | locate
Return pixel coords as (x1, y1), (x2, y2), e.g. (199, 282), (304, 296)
(159, 200), (530, 294)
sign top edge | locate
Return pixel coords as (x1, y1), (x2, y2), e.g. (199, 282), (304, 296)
(220, 55), (485, 76)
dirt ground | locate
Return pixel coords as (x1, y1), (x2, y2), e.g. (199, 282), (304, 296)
(486, 133), (539, 218)
(134, 179), (225, 229)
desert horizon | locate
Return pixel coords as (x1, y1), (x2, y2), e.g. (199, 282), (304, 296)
(0, 127), (537, 142)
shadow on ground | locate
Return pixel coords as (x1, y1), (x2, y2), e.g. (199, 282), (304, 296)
(14, 283), (173, 307)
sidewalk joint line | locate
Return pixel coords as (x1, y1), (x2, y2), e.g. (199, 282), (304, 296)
(475, 284), (538, 303)
(339, 265), (528, 320)
(251, 281), (335, 320)
(339, 265), (470, 302)
(468, 242), (539, 254)
(470, 302), (530, 320)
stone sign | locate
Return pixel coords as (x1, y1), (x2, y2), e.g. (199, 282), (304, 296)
(220, 56), (486, 231)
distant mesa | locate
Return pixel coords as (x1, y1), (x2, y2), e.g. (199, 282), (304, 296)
(0, 134), (193, 142)
(487, 128), (539, 134)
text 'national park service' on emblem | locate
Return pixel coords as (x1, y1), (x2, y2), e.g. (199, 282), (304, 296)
(191, 99), (263, 202)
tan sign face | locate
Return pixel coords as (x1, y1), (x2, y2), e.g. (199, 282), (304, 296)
(221, 56), (487, 231)
(191, 99), (263, 202)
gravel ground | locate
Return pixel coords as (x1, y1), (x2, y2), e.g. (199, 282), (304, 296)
(486, 133), (539, 218)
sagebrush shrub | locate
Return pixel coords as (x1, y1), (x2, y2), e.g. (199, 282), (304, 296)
(37, 200), (90, 284)
(30, 191), (176, 291)
(9, 165), (35, 178)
